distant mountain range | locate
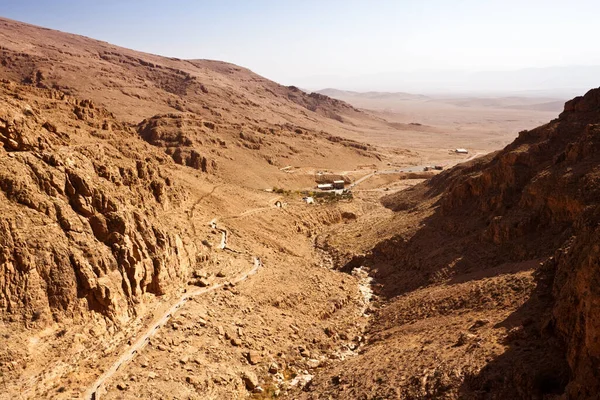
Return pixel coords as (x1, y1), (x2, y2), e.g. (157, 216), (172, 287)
(315, 88), (568, 113)
(317, 88), (430, 101)
(297, 66), (600, 97)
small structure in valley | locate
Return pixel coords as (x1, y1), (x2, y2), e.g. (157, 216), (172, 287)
(333, 180), (345, 190)
(303, 196), (314, 204)
(455, 148), (469, 154)
(317, 183), (334, 191)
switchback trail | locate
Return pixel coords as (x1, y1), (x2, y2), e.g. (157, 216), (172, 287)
(85, 256), (262, 400)
(86, 197), (281, 399)
(84, 218), (263, 399)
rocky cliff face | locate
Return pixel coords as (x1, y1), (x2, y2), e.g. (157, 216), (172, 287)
(0, 81), (201, 326)
(377, 87), (600, 397)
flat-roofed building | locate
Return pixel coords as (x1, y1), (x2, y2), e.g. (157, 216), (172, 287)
(333, 180), (345, 189)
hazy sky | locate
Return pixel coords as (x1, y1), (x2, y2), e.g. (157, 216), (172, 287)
(1, 0), (599, 89)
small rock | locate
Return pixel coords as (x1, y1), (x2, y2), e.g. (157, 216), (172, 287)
(268, 362), (279, 374)
(242, 371), (259, 390)
(216, 271), (226, 278)
(179, 356), (188, 364)
(186, 376), (197, 385)
(157, 345), (167, 351)
(198, 318), (207, 327)
(456, 332), (477, 346)
(469, 319), (490, 331)
(245, 351), (262, 365)
(43, 121), (57, 133)
(193, 270), (208, 279)
(196, 278), (211, 287)
(116, 382), (128, 391)
(299, 348), (310, 358)
(253, 386), (264, 394)
(7, 138), (19, 150)
(231, 338), (242, 346)
(148, 372), (157, 379)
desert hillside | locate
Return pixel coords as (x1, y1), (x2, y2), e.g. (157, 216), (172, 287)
(1, 15), (599, 400)
(0, 17), (404, 189)
(0, 17), (397, 399)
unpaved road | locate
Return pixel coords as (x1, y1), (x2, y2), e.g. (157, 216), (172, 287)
(210, 218), (228, 249)
(349, 153), (487, 190)
(349, 172), (375, 189)
(84, 228), (262, 399)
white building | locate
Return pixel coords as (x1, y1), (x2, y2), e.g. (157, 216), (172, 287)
(333, 180), (345, 189)
(455, 148), (469, 154)
(317, 183), (334, 190)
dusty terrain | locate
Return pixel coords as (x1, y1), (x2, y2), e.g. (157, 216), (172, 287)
(317, 88), (562, 153)
(0, 16), (599, 400)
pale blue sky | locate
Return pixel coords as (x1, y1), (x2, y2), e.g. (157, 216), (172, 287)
(1, 0), (599, 89)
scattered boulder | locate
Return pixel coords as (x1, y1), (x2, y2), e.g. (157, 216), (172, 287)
(455, 332), (477, 346)
(469, 319), (490, 331)
(245, 351), (262, 365)
(268, 362), (279, 374)
(241, 371), (259, 391)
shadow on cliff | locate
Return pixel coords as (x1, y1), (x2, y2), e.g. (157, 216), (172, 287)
(340, 208), (570, 398)
(336, 88), (600, 398)
(457, 261), (570, 399)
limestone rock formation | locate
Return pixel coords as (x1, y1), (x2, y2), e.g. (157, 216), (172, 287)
(0, 82), (199, 325)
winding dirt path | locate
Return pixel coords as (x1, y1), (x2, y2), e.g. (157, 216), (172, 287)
(84, 216), (262, 399)
(85, 195), (283, 399)
(349, 172), (376, 188)
(85, 256), (262, 400)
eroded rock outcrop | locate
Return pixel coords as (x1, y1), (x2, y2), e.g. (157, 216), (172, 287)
(0, 82), (200, 325)
(137, 114), (217, 173)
